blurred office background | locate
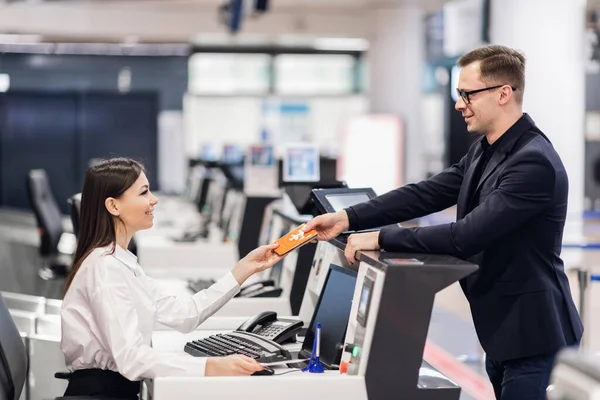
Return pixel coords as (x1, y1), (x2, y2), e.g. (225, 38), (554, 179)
(1, 1), (600, 399)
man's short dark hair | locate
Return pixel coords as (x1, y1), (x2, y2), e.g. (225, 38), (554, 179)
(457, 44), (526, 104)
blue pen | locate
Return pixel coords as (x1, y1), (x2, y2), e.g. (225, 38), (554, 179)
(303, 322), (325, 373)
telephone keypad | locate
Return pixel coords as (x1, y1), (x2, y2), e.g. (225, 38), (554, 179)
(254, 323), (288, 339)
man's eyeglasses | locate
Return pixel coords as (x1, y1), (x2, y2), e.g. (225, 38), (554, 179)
(456, 85), (517, 104)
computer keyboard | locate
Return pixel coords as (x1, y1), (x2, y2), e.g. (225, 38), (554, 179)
(184, 331), (292, 364)
(187, 278), (216, 293)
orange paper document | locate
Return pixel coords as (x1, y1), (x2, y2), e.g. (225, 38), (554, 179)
(273, 224), (318, 256)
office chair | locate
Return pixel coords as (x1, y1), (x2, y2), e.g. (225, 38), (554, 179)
(0, 293), (122, 400)
(68, 193), (137, 256)
(26, 169), (70, 280)
(67, 194), (82, 239)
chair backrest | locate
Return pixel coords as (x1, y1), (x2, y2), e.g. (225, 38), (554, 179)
(68, 193), (82, 239)
(26, 169), (63, 257)
(0, 294), (27, 400)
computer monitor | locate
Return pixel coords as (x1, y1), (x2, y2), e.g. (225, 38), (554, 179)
(249, 145), (275, 167)
(310, 187), (377, 215)
(325, 192), (372, 212)
(222, 144), (244, 164)
(283, 143), (320, 183)
(277, 156), (338, 188)
(284, 181), (346, 215)
(296, 264), (357, 369)
(198, 143), (220, 162)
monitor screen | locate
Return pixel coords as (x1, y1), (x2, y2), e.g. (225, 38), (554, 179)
(358, 285), (369, 317)
(356, 276), (373, 327)
(324, 192), (371, 212)
(249, 145), (275, 167)
(302, 264), (357, 369)
(199, 143), (220, 161)
(222, 144), (244, 164)
(283, 144), (320, 182)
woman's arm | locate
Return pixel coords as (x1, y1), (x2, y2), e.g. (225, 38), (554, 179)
(89, 278), (210, 380)
(149, 243), (282, 333)
(148, 272), (240, 333)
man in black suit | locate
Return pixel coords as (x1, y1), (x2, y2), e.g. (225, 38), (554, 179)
(303, 45), (583, 400)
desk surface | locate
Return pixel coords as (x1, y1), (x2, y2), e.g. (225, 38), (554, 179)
(149, 327), (455, 400)
(328, 235), (478, 275)
(149, 327), (367, 400)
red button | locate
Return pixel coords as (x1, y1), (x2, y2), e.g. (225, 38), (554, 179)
(340, 361), (348, 374)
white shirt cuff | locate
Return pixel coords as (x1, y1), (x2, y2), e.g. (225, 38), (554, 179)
(218, 272), (241, 295)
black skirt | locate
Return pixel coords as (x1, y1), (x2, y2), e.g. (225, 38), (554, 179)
(63, 368), (141, 400)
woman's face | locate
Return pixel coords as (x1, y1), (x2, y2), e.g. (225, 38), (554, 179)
(110, 172), (158, 233)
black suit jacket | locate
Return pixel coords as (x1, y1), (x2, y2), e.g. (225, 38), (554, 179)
(346, 114), (583, 361)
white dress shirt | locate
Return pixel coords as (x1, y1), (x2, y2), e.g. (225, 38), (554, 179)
(61, 244), (240, 381)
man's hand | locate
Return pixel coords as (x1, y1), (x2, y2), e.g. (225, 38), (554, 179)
(302, 210), (350, 241)
(344, 232), (380, 264)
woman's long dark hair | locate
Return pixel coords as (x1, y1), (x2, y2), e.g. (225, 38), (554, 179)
(65, 158), (144, 294)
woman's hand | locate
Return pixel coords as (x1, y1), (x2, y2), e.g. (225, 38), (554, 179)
(205, 355), (263, 376)
(231, 243), (283, 285)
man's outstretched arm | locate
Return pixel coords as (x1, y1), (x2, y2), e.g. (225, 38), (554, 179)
(347, 156), (466, 231)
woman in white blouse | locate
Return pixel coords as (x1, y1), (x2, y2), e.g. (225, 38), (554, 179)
(61, 157), (283, 399)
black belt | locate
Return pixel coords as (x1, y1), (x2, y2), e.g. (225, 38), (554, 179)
(63, 368), (140, 400)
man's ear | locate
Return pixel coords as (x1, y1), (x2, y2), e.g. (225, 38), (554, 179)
(498, 85), (512, 105)
(105, 197), (120, 217)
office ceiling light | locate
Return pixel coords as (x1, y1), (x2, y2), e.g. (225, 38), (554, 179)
(0, 74), (9, 93)
(313, 38), (369, 51)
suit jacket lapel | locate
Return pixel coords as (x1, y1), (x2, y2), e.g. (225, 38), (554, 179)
(458, 152), (481, 219)
(461, 113), (536, 213)
(472, 149), (508, 196)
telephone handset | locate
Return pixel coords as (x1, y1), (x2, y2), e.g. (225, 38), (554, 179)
(235, 280), (282, 298)
(236, 311), (303, 344)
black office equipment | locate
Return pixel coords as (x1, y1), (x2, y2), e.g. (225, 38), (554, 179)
(184, 331), (291, 364)
(184, 312), (302, 363)
(26, 169), (70, 278)
(251, 366), (274, 376)
(310, 187), (376, 215)
(67, 194), (82, 239)
(236, 311), (303, 344)
(288, 264), (357, 370)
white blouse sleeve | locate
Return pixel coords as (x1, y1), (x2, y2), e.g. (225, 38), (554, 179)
(88, 265), (211, 380)
(147, 272), (240, 333)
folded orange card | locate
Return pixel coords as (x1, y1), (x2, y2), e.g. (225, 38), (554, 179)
(273, 224), (318, 256)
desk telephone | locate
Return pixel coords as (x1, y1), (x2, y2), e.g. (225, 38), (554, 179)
(184, 312), (303, 363)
